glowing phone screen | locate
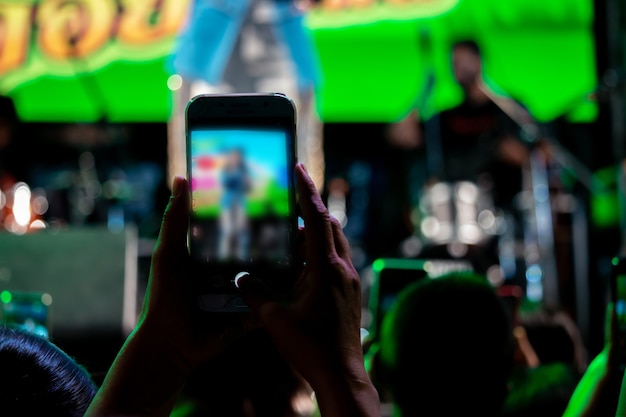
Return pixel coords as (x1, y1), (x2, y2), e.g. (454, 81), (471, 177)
(189, 128), (291, 265)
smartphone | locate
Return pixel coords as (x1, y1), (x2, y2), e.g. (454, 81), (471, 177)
(186, 93), (298, 312)
(611, 256), (626, 367)
(368, 258), (473, 340)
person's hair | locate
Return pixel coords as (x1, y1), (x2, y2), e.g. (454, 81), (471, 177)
(0, 326), (97, 417)
(452, 39), (482, 57)
(378, 271), (514, 416)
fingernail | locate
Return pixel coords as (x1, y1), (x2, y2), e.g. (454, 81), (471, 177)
(297, 163), (307, 173)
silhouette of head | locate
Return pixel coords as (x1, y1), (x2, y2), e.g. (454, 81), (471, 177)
(376, 272), (514, 416)
(0, 327), (97, 417)
(452, 40), (482, 89)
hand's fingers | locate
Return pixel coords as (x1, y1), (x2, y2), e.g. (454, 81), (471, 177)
(330, 216), (351, 260)
(513, 326), (540, 368)
(154, 176), (189, 260)
(295, 164), (335, 262)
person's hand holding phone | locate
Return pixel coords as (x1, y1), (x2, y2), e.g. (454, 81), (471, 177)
(86, 177), (249, 417)
(239, 164), (380, 417)
(140, 176), (251, 363)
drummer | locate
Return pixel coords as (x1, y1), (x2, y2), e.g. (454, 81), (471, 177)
(390, 39), (529, 210)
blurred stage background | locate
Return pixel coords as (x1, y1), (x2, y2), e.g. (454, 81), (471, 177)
(0, 0), (624, 383)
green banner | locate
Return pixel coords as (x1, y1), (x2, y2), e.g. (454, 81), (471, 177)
(0, 0), (189, 122)
(308, 0), (597, 122)
(0, 0), (598, 123)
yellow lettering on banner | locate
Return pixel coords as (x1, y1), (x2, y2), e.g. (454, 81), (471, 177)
(321, 0), (375, 10)
(350, 0), (375, 7)
(387, 0), (428, 5)
(118, 0), (189, 45)
(38, 0), (116, 60)
(318, 0), (450, 10)
(321, 0), (345, 11)
(0, 4), (31, 75)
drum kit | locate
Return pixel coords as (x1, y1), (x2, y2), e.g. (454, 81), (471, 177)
(397, 87), (597, 311)
(406, 177), (514, 288)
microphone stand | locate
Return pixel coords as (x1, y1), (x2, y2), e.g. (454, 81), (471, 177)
(67, 35), (116, 226)
(477, 81), (601, 307)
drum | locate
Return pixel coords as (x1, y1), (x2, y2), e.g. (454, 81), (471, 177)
(415, 180), (506, 246)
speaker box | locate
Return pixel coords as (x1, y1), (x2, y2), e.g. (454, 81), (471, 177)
(0, 227), (138, 342)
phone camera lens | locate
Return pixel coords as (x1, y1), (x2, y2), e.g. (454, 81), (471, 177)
(234, 271), (250, 288)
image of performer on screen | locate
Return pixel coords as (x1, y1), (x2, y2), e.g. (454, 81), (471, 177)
(218, 148), (251, 261)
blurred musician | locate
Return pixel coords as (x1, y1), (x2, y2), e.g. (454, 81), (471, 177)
(454, 41), (529, 203)
(390, 40), (531, 210)
(440, 40), (529, 207)
(386, 39), (548, 274)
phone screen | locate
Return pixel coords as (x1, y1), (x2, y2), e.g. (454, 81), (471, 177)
(189, 127), (291, 266)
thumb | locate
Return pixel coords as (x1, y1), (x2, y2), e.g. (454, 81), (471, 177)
(237, 273), (274, 314)
(237, 274), (294, 332)
(237, 275), (299, 351)
(155, 176), (189, 259)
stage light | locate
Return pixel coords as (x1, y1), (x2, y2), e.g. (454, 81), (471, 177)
(524, 244), (540, 265)
(32, 194), (49, 216)
(438, 222), (453, 241)
(167, 74), (183, 91)
(447, 241), (468, 258)
(30, 219), (47, 230)
(0, 290), (12, 304)
(41, 293), (53, 306)
(487, 265), (504, 286)
(430, 182), (451, 204)
(328, 192), (348, 228)
(478, 209), (496, 230)
(456, 181), (478, 204)
(12, 183), (31, 228)
(526, 264), (542, 283)
(420, 216), (440, 239)
(527, 281), (543, 302)
(458, 223), (481, 244)
(400, 235), (422, 258)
